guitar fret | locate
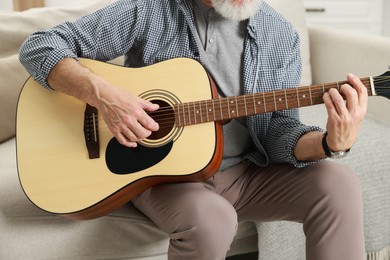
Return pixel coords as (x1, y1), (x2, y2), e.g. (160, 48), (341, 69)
(229, 98), (235, 116)
(209, 100), (214, 121)
(227, 98), (231, 118)
(287, 88), (298, 109)
(193, 102), (197, 124)
(177, 105), (181, 126)
(262, 92), (267, 112)
(219, 99), (223, 120)
(296, 88), (300, 108)
(273, 91), (288, 111)
(187, 102), (191, 124)
(199, 101), (203, 123)
(273, 91), (277, 111)
(235, 96), (239, 117)
(212, 99), (216, 121)
(284, 89), (288, 109)
(244, 95), (248, 115)
(205, 101), (209, 122)
(302, 87), (311, 107)
(182, 104), (186, 125)
(253, 93), (257, 114)
(309, 85), (313, 105)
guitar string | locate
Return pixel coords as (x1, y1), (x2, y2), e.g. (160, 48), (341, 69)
(144, 76), (388, 118)
(108, 76), (386, 120)
(92, 76), (390, 130)
(114, 81), (365, 118)
(95, 88), (390, 130)
(102, 78), (376, 125)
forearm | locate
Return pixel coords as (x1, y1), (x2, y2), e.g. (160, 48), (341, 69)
(293, 131), (326, 161)
(47, 58), (106, 107)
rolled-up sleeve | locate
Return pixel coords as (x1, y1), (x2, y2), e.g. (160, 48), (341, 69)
(19, 0), (142, 89)
(264, 31), (323, 168)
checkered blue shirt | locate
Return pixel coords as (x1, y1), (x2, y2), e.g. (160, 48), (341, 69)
(20, 0), (322, 168)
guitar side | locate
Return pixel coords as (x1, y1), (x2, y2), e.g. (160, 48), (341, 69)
(16, 58), (223, 219)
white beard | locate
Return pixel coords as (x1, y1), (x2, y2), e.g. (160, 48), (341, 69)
(210, 0), (262, 21)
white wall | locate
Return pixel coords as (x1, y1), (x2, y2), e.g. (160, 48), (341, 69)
(45, 0), (83, 7)
(0, 0), (13, 11)
(0, 0), (86, 11)
(383, 0), (390, 37)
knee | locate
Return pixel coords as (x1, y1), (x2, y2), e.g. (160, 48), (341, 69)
(188, 196), (238, 251)
(316, 161), (361, 199)
(171, 195), (238, 259)
(307, 161), (363, 217)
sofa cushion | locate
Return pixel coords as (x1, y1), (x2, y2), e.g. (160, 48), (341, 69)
(0, 0), (116, 143)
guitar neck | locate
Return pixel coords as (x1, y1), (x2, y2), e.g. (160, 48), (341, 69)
(175, 77), (374, 127)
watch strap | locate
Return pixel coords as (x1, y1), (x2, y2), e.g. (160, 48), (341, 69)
(322, 132), (351, 158)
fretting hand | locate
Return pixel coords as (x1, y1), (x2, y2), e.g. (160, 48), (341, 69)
(323, 73), (368, 152)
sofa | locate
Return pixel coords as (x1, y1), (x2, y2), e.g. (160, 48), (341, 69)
(0, 0), (389, 259)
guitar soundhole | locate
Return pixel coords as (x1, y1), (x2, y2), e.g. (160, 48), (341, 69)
(138, 89), (183, 148)
(147, 99), (175, 140)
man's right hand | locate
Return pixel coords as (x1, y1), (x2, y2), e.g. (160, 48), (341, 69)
(47, 58), (159, 148)
(91, 83), (159, 148)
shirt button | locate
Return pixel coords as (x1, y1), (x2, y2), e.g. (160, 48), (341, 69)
(209, 38), (215, 44)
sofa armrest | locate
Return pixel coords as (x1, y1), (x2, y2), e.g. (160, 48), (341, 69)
(308, 25), (390, 123)
(308, 25), (390, 83)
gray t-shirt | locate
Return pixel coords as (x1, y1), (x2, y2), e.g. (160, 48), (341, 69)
(193, 1), (255, 171)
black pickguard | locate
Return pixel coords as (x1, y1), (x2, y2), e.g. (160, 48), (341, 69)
(105, 138), (173, 175)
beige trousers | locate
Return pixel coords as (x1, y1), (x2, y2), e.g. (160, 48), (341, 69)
(132, 161), (365, 260)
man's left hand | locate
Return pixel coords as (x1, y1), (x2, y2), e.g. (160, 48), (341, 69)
(323, 73), (368, 152)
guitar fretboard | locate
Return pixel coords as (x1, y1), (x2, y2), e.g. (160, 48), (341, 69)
(175, 77), (373, 127)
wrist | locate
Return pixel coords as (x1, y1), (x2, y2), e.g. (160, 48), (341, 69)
(83, 70), (111, 108)
(294, 131), (327, 161)
(322, 131), (351, 159)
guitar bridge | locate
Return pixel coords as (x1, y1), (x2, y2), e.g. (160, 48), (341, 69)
(84, 104), (100, 159)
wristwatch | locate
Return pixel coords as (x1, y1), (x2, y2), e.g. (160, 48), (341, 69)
(321, 132), (351, 159)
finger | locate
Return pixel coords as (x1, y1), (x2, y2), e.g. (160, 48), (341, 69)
(347, 73), (368, 112)
(327, 88), (348, 116)
(323, 92), (338, 118)
(121, 117), (152, 140)
(110, 126), (138, 148)
(117, 132), (138, 148)
(139, 116), (159, 132)
(339, 83), (358, 113)
(136, 99), (159, 131)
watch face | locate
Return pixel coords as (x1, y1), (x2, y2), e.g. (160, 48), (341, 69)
(330, 151), (348, 159)
(322, 132), (351, 159)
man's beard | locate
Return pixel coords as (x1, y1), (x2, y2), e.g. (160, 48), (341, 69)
(210, 0), (262, 21)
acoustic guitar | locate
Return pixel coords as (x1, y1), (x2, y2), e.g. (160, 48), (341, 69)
(16, 58), (390, 220)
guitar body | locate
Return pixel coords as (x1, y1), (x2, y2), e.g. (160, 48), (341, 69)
(17, 58), (223, 219)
